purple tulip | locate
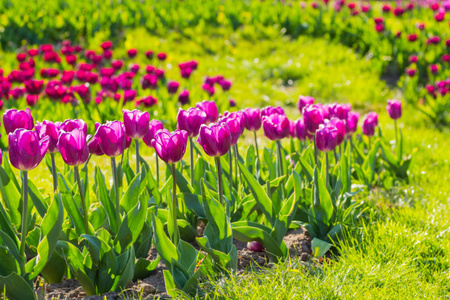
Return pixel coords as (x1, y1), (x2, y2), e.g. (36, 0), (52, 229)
(60, 119), (88, 136)
(123, 109), (150, 139)
(247, 241), (264, 252)
(24, 79), (44, 95)
(220, 80), (232, 91)
(329, 103), (351, 120)
(262, 114), (290, 141)
(346, 112), (360, 136)
(295, 118), (310, 141)
(35, 120), (60, 153)
(386, 99), (402, 120)
(329, 118), (346, 145)
(219, 112), (245, 145)
(87, 135), (104, 156)
(316, 123), (338, 152)
(178, 90), (190, 105)
(177, 108), (207, 137)
(57, 129), (89, 166)
(289, 120), (297, 138)
(143, 120), (164, 147)
(303, 104), (326, 135)
(167, 81), (180, 94)
(242, 108), (261, 131)
(197, 123), (232, 157)
(196, 100), (219, 123)
(297, 96), (315, 113)
(3, 108), (34, 134)
(95, 121), (127, 157)
(150, 129), (188, 164)
(261, 106), (285, 117)
(362, 112), (378, 137)
(8, 129), (49, 171)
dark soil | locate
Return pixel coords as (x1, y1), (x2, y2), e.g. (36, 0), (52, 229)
(44, 227), (311, 299)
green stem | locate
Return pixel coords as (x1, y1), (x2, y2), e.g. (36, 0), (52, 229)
(171, 164), (179, 246)
(325, 152), (329, 188)
(189, 137), (194, 187)
(276, 140), (285, 199)
(51, 153), (58, 192)
(228, 149), (233, 191)
(333, 148), (338, 163)
(394, 119), (398, 150)
(135, 139), (140, 175)
(215, 157), (224, 205)
(111, 157), (120, 232)
(233, 144), (239, 187)
(74, 166), (90, 234)
(19, 171), (28, 257)
(313, 135), (318, 166)
(253, 131), (259, 160)
(155, 154), (160, 188)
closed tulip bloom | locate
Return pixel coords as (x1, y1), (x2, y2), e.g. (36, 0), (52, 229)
(177, 108), (207, 137)
(24, 79), (44, 95)
(196, 100), (219, 123)
(220, 80), (232, 91)
(329, 118), (346, 145)
(295, 118), (311, 141)
(297, 96), (315, 112)
(329, 103), (351, 120)
(242, 108), (262, 131)
(127, 49), (137, 58)
(143, 120), (164, 147)
(96, 121), (127, 157)
(346, 111), (360, 136)
(157, 52), (167, 61)
(151, 129), (188, 164)
(35, 120), (60, 153)
(123, 109), (150, 139)
(219, 112), (245, 145)
(9, 129), (49, 171)
(289, 120), (296, 138)
(167, 81), (180, 94)
(262, 113), (290, 141)
(87, 135), (104, 156)
(362, 112), (378, 136)
(197, 123), (232, 157)
(316, 124), (338, 152)
(178, 89), (190, 105)
(60, 119), (88, 136)
(303, 104), (326, 135)
(261, 106), (285, 117)
(57, 129), (89, 166)
(386, 99), (402, 120)
(3, 108), (34, 134)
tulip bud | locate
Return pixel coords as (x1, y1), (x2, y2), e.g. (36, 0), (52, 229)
(386, 99), (402, 120)
(96, 121), (128, 157)
(197, 123), (232, 157)
(151, 129), (188, 164)
(297, 95), (315, 113)
(219, 112), (245, 145)
(57, 129), (89, 166)
(262, 113), (290, 141)
(127, 49), (137, 58)
(362, 112), (378, 136)
(295, 118), (312, 141)
(167, 81), (180, 94)
(177, 108), (207, 137)
(123, 109), (150, 139)
(8, 129), (49, 171)
(346, 111), (360, 136)
(247, 241), (264, 252)
(178, 90), (190, 105)
(316, 123), (338, 152)
(35, 120), (60, 153)
(87, 135), (104, 156)
(3, 108), (34, 134)
(157, 52), (167, 61)
(303, 104), (326, 135)
(196, 100), (219, 123)
(329, 117), (346, 145)
(242, 108), (262, 131)
(143, 120), (164, 148)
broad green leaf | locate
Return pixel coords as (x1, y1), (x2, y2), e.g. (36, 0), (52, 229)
(115, 198), (148, 253)
(311, 238), (332, 258)
(95, 167), (117, 233)
(0, 272), (34, 300)
(151, 214), (178, 269)
(0, 166), (21, 227)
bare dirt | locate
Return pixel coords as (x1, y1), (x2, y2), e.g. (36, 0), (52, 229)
(44, 227), (311, 299)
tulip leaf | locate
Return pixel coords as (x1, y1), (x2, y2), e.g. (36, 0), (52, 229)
(263, 148), (276, 180)
(298, 157), (313, 183)
(133, 256), (160, 281)
(169, 164), (193, 194)
(0, 246), (21, 276)
(311, 238), (332, 258)
(27, 179), (48, 218)
(238, 160), (274, 226)
(0, 272), (35, 300)
(151, 214), (178, 269)
(115, 197), (148, 253)
(180, 193), (205, 219)
(312, 166), (333, 238)
(58, 174), (86, 235)
(95, 167), (117, 233)
(0, 166), (22, 227)
(120, 168), (147, 213)
(0, 203), (17, 245)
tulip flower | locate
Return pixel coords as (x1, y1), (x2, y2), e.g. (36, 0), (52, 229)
(151, 129), (187, 245)
(143, 120), (164, 185)
(123, 109), (150, 174)
(346, 111), (360, 137)
(261, 106), (285, 117)
(247, 241), (264, 252)
(329, 118), (346, 146)
(167, 81), (180, 94)
(243, 107), (262, 156)
(196, 100), (219, 123)
(362, 112), (379, 148)
(127, 49), (137, 58)
(262, 113), (290, 141)
(387, 99), (402, 149)
(198, 122), (232, 204)
(157, 52), (167, 61)
(297, 96), (315, 113)
(59, 119), (88, 136)
(178, 89), (190, 105)
(3, 108), (34, 134)
(316, 123), (338, 186)
(145, 50), (154, 59)
(35, 120), (61, 191)
(9, 129), (50, 256)
(24, 79), (44, 95)
(87, 135), (104, 156)
(295, 118), (311, 153)
(303, 104), (327, 135)
(329, 103), (351, 120)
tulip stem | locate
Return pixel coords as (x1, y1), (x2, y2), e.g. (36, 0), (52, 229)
(253, 131), (259, 160)
(215, 157), (224, 205)
(313, 136), (318, 166)
(228, 149), (233, 191)
(50, 153), (58, 192)
(325, 152), (329, 188)
(135, 139), (140, 175)
(394, 119), (398, 150)
(333, 148), (338, 163)
(19, 171), (28, 257)
(189, 137), (194, 188)
(171, 164), (179, 246)
(111, 157), (120, 232)
(233, 145), (241, 190)
(276, 140), (285, 199)
(155, 154), (160, 188)
(74, 166), (90, 234)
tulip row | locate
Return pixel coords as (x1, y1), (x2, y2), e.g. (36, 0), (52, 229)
(0, 89), (414, 298)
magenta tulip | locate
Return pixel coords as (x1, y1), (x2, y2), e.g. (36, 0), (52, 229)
(150, 129), (188, 164)
(247, 241), (264, 252)
(362, 112), (378, 137)
(35, 120), (60, 153)
(262, 113), (290, 140)
(316, 124), (338, 152)
(8, 129), (49, 171)
(329, 118), (346, 145)
(196, 100), (219, 123)
(346, 111), (360, 136)
(329, 103), (351, 120)
(177, 108), (207, 137)
(242, 108), (261, 131)
(219, 112), (245, 145)
(167, 81), (180, 94)
(143, 120), (164, 147)
(3, 108), (34, 134)
(57, 129), (89, 166)
(303, 104), (326, 135)
(261, 106), (285, 117)
(87, 135), (104, 156)
(96, 121), (127, 157)
(123, 109), (150, 139)
(297, 96), (315, 113)
(60, 119), (88, 136)
(197, 123), (232, 157)
(386, 99), (402, 120)
(178, 90), (190, 105)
